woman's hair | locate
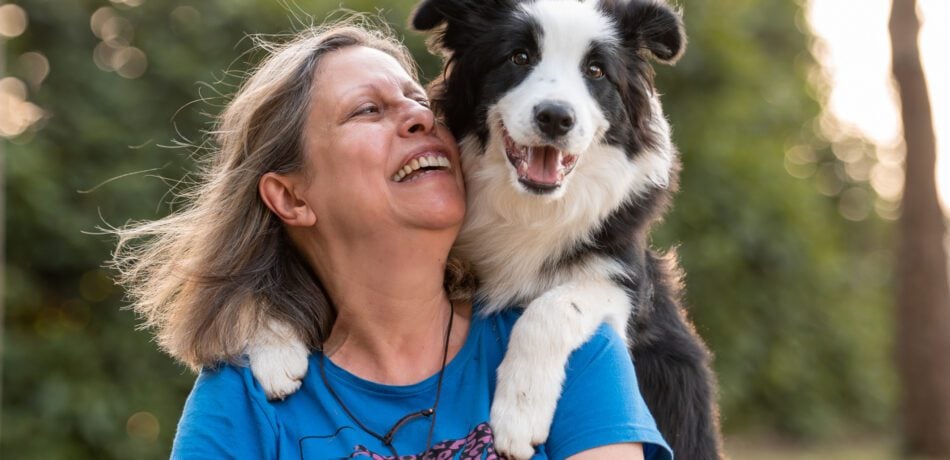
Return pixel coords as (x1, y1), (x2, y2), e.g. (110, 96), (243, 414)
(111, 20), (451, 370)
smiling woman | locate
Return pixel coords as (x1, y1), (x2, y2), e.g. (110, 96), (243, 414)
(260, 45), (466, 248)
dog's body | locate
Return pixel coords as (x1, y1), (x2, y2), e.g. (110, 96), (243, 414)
(249, 0), (724, 458)
(412, 0), (723, 457)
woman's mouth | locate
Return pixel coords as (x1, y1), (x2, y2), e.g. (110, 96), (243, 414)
(392, 154), (452, 183)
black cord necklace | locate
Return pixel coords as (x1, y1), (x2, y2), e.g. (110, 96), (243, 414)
(318, 301), (455, 458)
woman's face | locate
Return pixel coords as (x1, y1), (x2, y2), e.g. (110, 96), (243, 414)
(300, 46), (465, 239)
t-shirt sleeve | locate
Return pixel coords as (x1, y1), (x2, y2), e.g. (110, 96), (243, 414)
(543, 323), (673, 460)
(171, 365), (278, 460)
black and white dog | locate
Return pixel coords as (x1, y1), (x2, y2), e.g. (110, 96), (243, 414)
(410, 0), (722, 458)
(249, 0), (723, 458)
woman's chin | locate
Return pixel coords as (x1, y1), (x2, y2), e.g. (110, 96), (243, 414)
(391, 178), (465, 228)
(421, 203), (466, 232)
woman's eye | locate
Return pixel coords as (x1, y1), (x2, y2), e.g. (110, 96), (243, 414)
(416, 98), (431, 108)
(510, 50), (531, 66)
(585, 63), (605, 79)
(353, 104), (380, 116)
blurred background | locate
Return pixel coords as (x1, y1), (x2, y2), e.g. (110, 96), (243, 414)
(1, 0), (948, 458)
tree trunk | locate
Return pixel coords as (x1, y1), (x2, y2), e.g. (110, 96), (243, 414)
(890, 0), (950, 456)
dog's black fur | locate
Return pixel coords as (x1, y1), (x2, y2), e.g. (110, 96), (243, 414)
(412, 0), (724, 458)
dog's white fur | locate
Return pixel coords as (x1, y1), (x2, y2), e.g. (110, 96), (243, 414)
(246, 320), (309, 400)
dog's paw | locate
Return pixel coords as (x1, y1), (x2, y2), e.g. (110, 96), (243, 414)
(490, 357), (562, 459)
(247, 321), (310, 400)
(491, 407), (542, 459)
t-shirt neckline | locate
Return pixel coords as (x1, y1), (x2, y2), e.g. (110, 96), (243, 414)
(318, 312), (484, 397)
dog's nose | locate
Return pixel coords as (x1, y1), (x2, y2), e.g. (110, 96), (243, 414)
(534, 102), (575, 138)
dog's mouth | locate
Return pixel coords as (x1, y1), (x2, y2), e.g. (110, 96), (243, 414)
(502, 125), (578, 194)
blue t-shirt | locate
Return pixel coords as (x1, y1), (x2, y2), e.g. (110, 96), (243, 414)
(172, 310), (672, 459)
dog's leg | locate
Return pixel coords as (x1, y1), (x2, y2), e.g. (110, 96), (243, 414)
(246, 319), (310, 400)
(491, 278), (630, 459)
(631, 251), (724, 459)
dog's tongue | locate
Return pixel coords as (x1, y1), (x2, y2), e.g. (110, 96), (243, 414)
(526, 146), (562, 185)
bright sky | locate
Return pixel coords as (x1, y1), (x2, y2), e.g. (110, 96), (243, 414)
(808, 0), (950, 212)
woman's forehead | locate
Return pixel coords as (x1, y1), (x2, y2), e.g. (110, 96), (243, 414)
(313, 46), (421, 99)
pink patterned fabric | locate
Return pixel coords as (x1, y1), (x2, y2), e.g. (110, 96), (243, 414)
(349, 423), (502, 460)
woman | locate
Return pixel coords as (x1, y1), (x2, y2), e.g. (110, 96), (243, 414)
(113, 20), (672, 460)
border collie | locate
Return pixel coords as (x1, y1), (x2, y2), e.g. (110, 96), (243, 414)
(410, 0), (723, 458)
(250, 0), (723, 458)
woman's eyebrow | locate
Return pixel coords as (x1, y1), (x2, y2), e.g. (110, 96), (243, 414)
(401, 80), (426, 96)
(338, 83), (378, 101)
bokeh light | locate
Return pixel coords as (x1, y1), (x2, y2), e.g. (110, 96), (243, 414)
(80, 270), (114, 303)
(90, 7), (147, 79)
(838, 187), (872, 221)
(111, 0), (145, 8)
(0, 77), (45, 138)
(90, 6), (116, 38)
(0, 3), (28, 38)
(16, 51), (50, 89)
(126, 412), (160, 443)
(114, 47), (148, 79)
(100, 15), (134, 46)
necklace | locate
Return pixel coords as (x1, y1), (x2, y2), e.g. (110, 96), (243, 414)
(318, 301), (455, 458)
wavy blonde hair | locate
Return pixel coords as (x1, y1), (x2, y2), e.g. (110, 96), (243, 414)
(111, 20), (470, 370)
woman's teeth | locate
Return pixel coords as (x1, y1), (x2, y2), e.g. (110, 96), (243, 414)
(392, 155), (452, 182)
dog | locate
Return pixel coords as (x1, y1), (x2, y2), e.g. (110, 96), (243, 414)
(409, 0), (723, 458)
(249, 0), (724, 458)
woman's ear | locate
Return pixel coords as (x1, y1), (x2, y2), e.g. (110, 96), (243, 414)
(259, 172), (317, 227)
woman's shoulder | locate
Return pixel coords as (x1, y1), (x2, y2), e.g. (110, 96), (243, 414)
(184, 361), (276, 423)
(172, 362), (280, 459)
(477, 308), (627, 367)
(193, 360), (264, 395)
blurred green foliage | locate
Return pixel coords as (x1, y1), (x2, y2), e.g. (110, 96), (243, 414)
(1, 0), (894, 458)
(655, 1), (895, 438)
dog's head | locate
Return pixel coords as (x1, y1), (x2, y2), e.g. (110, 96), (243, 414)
(413, 0), (684, 199)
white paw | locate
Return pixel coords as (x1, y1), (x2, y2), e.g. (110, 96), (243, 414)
(247, 321), (310, 400)
(490, 357), (562, 460)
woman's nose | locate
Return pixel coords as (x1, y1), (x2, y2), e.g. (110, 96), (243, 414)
(401, 101), (435, 136)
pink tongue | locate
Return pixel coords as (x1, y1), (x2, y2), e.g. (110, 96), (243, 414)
(526, 146), (562, 185)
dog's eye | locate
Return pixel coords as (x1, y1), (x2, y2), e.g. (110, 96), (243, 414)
(510, 50), (531, 66)
(585, 63), (605, 79)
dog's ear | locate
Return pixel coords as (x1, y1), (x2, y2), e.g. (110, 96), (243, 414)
(411, 0), (516, 53)
(411, 0), (479, 55)
(411, 0), (480, 31)
(620, 0), (686, 64)
(412, 0), (454, 31)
